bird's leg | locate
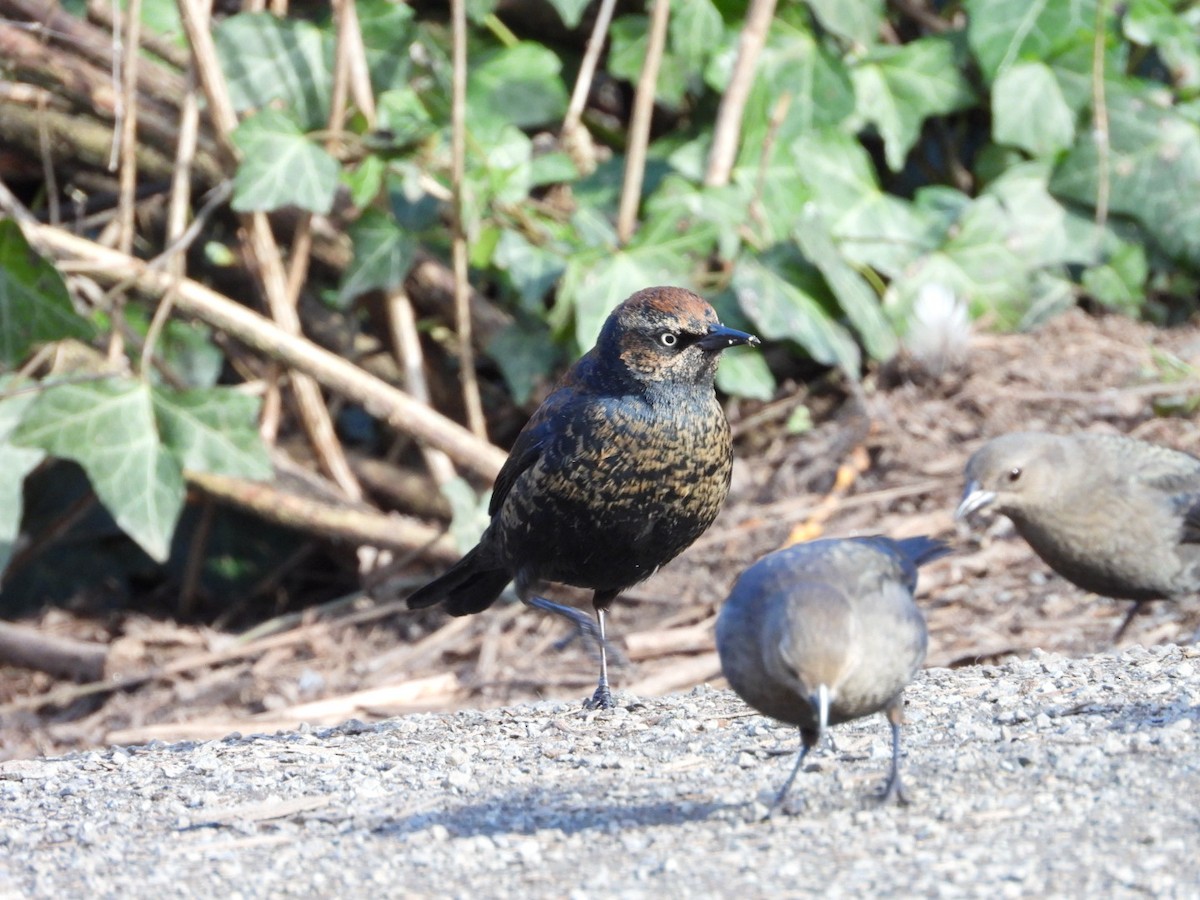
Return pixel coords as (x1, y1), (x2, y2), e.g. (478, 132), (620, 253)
(877, 699), (910, 805)
(1111, 600), (1146, 644)
(583, 607), (614, 710)
(525, 595), (605, 649)
(765, 737), (812, 819)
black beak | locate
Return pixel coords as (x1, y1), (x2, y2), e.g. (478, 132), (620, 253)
(697, 323), (760, 352)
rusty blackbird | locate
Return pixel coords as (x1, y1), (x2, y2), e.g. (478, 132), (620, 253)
(957, 431), (1200, 639)
(408, 286), (759, 709)
(716, 535), (949, 813)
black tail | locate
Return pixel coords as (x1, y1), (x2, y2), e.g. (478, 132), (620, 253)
(894, 535), (953, 568)
(406, 546), (512, 616)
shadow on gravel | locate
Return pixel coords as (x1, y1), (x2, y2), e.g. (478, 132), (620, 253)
(375, 791), (738, 839)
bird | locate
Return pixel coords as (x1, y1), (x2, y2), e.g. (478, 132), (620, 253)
(956, 430), (1200, 640)
(716, 535), (949, 814)
(407, 286), (759, 709)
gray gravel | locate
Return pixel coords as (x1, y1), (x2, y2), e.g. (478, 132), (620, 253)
(3, 644), (1199, 898)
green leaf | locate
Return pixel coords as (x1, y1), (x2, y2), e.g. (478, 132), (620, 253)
(793, 207), (898, 362)
(375, 88), (435, 148)
(671, 0), (725, 73)
(339, 208), (419, 304)
(1082, 240), (1148, 314)
(343, 154), (386, 209)
(12, 380), (185, 562)
(992, 61), (1076, 157)
(231, 109), (340, 214)
(356, 0), (416, 93)
(492, 230), (566, 313)
(732, 252), (861, 373)
(214, 13), (331, 129)
(468, 42), (568, 131)
(1051, 89), (1200, 268)
(545, 0), (592, 28)
(965, 0), (1100, 83)
(150, 387), (272, 479)
(610, 16), (692, 109)
(487, 319), (561, 405)
(852, 37), (976, 171)
(0, 386), (45, 579)
(1124, 0), (1200, 93)
(715, 346), (776, 401)
(0, 220), (95, 367)
(804, 0), (884, 46)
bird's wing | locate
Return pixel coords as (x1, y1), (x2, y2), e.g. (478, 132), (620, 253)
(1176, 495), (1200, 545)
(1116, 439), (1200, 493)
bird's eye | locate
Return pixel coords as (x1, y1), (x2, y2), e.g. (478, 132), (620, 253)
(1007, 467), (1022, 482)
(659, 332), (679, 348)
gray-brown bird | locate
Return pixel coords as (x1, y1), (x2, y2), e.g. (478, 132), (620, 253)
(957, 431), (1200, 639)
(716, 535), (949, 813)
(407, 287), (759, 709)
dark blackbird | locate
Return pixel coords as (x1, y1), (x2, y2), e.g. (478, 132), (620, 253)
(716, 535), (949, 813)
(957, 431), (1200, 639)
(408, 286), (759, 709)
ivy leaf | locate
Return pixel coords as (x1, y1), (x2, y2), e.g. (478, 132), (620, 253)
(150, 387), (272, 479)
(1051, 88), (1200, 268)
(468, 43), (568, 131)
(852, 37), (976, 171)
(965, 0), (1099, 83)
(0, 387), (45, 579)
(0, 220), (95, 368)
(545, 0), (592, 28)
(732, 252), (861, 374)
(214, 12), (331, 129)
(992, 61), (1076, 157)
(793, 206), (898, 362)
(231, 109), (340, 214)
(715, 346), (776, 401)
(13, 380), (185, 562)
(339, 208), (419, 304)
(804, 0), (884, 46)
(671, 0), (724, 73)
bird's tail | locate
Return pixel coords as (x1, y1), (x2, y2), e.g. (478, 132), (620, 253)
(894, 535), (952, 568)
(406, 545), (511, 616)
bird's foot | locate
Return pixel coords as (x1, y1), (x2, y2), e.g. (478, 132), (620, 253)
(875, 774), (910, 806)
(583, 683), (615, 710)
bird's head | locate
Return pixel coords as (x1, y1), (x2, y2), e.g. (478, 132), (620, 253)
(598, 287), (759, 385)
(956, 432), (1067, 521)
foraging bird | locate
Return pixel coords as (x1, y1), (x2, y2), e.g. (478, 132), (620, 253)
(957, 431), (1200, 640)
(716, 535), (949, 813)
(408, 286), (759, 709)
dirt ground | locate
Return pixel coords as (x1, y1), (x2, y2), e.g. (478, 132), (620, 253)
(4, 307), (1200, 760)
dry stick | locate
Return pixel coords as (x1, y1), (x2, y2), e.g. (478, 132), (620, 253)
(1090, 0), (1111, 242)
(334, 0), (376, 126)
(35, 92), (61, 225)
(0, 621), (108, 682)
(616, 0), (671, 244)
(387, 289), (458, 486)
(113, 0), (140, 253)
(141, 65), (200, 374)
(185, 469), (459, 559)
(450, 0), (487, 440)
(704, 0), (777, 188)
(11, 215), (509, 481)
(177, 0), (363, 501)
(561, 0), (618, 175)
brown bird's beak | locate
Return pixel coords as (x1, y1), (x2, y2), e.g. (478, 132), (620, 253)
(955, 480), (996, 520)
(698, 323), (760, 352)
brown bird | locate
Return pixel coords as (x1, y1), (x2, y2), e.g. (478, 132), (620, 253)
(957, 431), (1200, 640)
(716, 535), (949, 813)
(407, 286), (759, 709)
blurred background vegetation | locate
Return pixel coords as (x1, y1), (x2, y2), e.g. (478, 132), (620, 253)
(1, 0), (1198, 625)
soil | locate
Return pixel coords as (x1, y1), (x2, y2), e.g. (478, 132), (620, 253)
(4, 308), (1200, 761)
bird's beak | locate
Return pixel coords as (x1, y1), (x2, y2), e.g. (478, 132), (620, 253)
(697, 323), (760, 352)
(955, 480), (996, 520)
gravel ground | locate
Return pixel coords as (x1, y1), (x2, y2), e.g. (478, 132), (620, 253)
(2, 644), (1199, 898)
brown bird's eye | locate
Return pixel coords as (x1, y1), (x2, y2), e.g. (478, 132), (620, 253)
(659, 332), (679, 348)
(1008, 467), (1022, 482)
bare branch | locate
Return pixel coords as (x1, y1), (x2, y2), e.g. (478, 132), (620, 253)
(616, 0), (670, 244)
